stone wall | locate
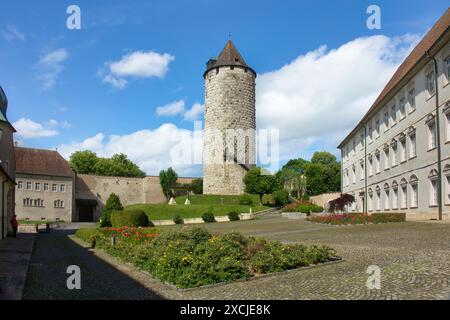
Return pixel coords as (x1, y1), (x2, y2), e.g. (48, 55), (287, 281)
(75, 174), (194, 221)
(310, 192), (341, 209)
(203, 66), (256, 195)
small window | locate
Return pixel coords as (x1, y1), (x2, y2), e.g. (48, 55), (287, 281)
(60, 184), (65, 193)
(409, 131), (417, 158)
(35, 182), (41, 191)
(391, 104), (397, 126)
(17, 181), (24, 190)
(446, 112), (450, 142)
(52, 184), (57, 192)
(408, 88), (416, 112)
(428, 121), (437, 150)
(26, 182), (32, 190)
(399, 97), (406, 119)
(445, 56), (450, 82)
(43, 183), (49, 191)
(426, 71), (435, 96)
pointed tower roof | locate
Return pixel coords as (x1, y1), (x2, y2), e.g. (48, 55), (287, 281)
(204, 40), (256, 77)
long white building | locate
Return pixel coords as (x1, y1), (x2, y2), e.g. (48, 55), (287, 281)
(338, 9), (450, 221)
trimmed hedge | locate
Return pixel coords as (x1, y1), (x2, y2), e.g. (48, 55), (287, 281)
(307, 212), (406, 225)
(202, 212), (216, 223)
(110, 209), (149, 227)
(228, 211), (240, 221)
(371, 212), (406, 223)
(238, 194), (254, 205)
(173, 214), (184, 224)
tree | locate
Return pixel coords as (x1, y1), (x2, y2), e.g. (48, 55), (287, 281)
(328, 194), (355, 213)
(282, 158), (308, 172)
(243, 167), (278, 205)
(69, 150), (146, 177)
(311, 151), (338, 167)
(100, 193), (123, 227)
(69, 150), (99, 174)
(190, 178), (203, 194)
(304, 151), (341, 196)
(276, 168), (306, 199)
(159, 167), (178, 200)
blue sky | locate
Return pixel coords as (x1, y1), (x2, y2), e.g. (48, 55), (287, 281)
(1, 0), (448, 176)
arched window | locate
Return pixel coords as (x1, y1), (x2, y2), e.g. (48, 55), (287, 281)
(384, 183), (390, 210)
(428, 169), (439, 206)
(444, 164), (450, 205)
(392, 180), (398, 210)
(375, 186), (381, 211)
(368, 188), (373, 211)
(409, 175), (419, 208)
(400, 178), (408, 209)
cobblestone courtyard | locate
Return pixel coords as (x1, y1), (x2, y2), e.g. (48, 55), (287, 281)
(23, 214), (450, 299)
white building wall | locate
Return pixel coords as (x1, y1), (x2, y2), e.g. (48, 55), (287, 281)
(341, 41), (450, 220)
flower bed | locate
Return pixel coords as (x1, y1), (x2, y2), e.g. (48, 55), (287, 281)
(75, 226), (340, 289)
(306, 212), (406, 225)
(281, 201), (323, 213)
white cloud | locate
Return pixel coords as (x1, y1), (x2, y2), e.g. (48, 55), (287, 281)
(57, 123), (203, 177)
(12, 118), (59, 139)
(47, 119), (72, 129)
(101, 50), (175, 89)
(184, 103), (204, 121)
(1, 25), (25, 42)
(36, 48), (69, 89)
(156, 100), (185, 116)
(256, 34), (420, 161)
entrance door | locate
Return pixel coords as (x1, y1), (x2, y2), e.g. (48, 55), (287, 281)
(78, 204), (94, 222)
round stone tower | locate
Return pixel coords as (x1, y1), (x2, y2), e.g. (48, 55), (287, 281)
(203, 40), (256, 195)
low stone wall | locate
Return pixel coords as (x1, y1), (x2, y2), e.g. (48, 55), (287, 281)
(152, 213), (254, 226)
(281, 212), (305, 220)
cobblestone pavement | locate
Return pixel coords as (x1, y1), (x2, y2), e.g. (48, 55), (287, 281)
(23, 214), (450, 299)
(22, 229), (163, 300)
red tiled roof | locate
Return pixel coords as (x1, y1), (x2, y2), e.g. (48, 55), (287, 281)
(15, 147), (74, 178)
(338, 8), (450, 148)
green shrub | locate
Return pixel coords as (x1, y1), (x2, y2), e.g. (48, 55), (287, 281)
(100, 193), (123, 227)
(202, 212), (215, 223)
(190, 178), (203, 194)
(371, 212), (406, 223)
(228, 211), (240, 221)
(239, 194), (254, 205)
(75, 228), (102, 248)
(173, 214), (184, 224)
(110, 209), (149, 227)
(298, 204), (312, 213)
(272, 189), (289, 206)
(310, 205), (324, 213)
(186, 226), (211, 244)
(75, 226), (340, 289)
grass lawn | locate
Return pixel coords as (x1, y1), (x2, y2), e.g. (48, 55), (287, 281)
(19, 220), (64, 225)
(126, 194), (272, 220)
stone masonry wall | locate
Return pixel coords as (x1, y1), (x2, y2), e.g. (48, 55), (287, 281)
(203, 66), (256, 195)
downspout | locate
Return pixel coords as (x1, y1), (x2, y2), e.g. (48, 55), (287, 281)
(426, 51), (443, 221)
(364, 125), (368, 215)
(1, 179), (6, 240)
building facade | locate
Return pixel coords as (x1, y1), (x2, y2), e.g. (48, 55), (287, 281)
(338, 9), (450, 220)
(203, 40), (256, 195)
(0, 86), (16, 240)
(14, 146), (195, 222)
(15, 147), (76, 222)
